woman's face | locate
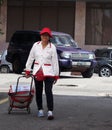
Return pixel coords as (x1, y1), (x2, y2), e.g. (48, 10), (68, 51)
(41, 33), (50, 42)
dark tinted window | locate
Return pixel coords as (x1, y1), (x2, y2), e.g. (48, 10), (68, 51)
(11, 32), (41, 46)
(95, 50), (110, 58)
(102, 52), (109, 58)
(110, 52), (112, 58)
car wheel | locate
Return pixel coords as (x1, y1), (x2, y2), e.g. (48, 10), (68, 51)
(99, 66), (111, 77)
(13, 59), (23, 74)
(0, 65), (10, 73)
(81, 68), (94, 78)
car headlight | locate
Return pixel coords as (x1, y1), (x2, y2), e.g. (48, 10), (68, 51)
(60, 51), (71, 58)
(89, 53), (95, 59)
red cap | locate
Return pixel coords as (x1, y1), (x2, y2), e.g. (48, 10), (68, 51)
(40, 27), (52, 37)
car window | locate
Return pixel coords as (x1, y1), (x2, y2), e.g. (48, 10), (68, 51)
(110, 52), (112, 58)
(95, 50), (110, 58)
(102, 52), (109, 57)
(50, 35), (78, 48)
(11, 32), (41, 46)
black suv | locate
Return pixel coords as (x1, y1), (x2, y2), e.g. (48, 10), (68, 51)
(6, 30), (96, 78)
(94, 48), (112, 77)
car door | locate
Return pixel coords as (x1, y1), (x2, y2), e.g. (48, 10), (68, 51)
(109, 51), (112, 66)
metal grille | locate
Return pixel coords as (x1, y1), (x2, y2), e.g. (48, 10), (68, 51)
(71, 53), (89, 60)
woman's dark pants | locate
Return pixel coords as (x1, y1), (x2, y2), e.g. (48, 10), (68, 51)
(34, 77), (54, 111)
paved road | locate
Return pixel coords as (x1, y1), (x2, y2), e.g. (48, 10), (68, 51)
(0, 73), (112, 130)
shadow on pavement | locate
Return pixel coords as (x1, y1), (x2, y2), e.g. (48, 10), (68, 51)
(60, 75), (82, 79)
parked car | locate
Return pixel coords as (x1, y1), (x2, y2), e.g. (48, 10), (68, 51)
(6, 30), (96, 78)
(0, 54), (1, 62)
(0, 54), (1, 67)
(0, 50), (12, 73)
(94, 48), (112, 77)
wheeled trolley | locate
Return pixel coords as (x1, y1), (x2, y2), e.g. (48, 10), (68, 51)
(8, 75), (34, 114)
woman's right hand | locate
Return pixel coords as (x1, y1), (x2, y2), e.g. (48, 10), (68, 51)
(25, 70), (31, 78)
(53, 79), (57, 84)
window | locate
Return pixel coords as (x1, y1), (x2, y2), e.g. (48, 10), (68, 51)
(101, 52), (109, 58)
(51, 35), (77, 47)
(86, 3), (112, 45)
(11, 32), (41, 46)
(110, 51), (112, 58)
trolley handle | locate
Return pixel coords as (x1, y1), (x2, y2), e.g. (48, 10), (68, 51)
(15, 74), (34, 95)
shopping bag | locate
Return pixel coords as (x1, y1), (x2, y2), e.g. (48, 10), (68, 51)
(35, 69), (45, 81)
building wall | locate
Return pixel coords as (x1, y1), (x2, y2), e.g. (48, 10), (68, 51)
(74, 1), (109, 51)
(74, 1), (86, 49)
(6, 1), (75, 42)
(0, 0), (7, 53)
(0, 0), (110, 53)
(85, 2), (112, 51)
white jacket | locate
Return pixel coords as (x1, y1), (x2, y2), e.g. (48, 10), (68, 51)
(25, 41), (59, 77)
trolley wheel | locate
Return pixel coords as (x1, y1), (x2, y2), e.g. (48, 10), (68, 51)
(8, 106), (12, 114)
(27, 107), (31, 114)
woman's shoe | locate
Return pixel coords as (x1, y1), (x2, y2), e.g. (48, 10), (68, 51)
(38, 109), (44, 117)
(47, 111), (54, 120)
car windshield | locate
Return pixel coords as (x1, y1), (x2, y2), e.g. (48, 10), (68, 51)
(50, 34), (78, 48)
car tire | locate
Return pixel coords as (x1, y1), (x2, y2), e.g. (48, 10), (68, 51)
(0, 65), (10, 73)
(81, 68), (94, 78)
(99, 66), (111, 77)
(12, 58), (23, 74)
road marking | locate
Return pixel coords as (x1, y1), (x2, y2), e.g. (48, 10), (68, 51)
(0, 98), (8, 105)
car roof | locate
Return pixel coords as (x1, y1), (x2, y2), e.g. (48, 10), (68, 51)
(95, 47), (112, 50)
(14, 30), (70, 36)
(95, 48), (112, 52)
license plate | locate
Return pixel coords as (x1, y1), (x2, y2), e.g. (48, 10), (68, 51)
(72, 61), (91, 66)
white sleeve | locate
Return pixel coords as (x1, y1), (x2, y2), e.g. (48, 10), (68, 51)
(25, 43), (36, 71)
(51, 45), (59, 76)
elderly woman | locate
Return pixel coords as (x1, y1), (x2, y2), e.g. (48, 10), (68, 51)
(25, 27), (59, 120)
